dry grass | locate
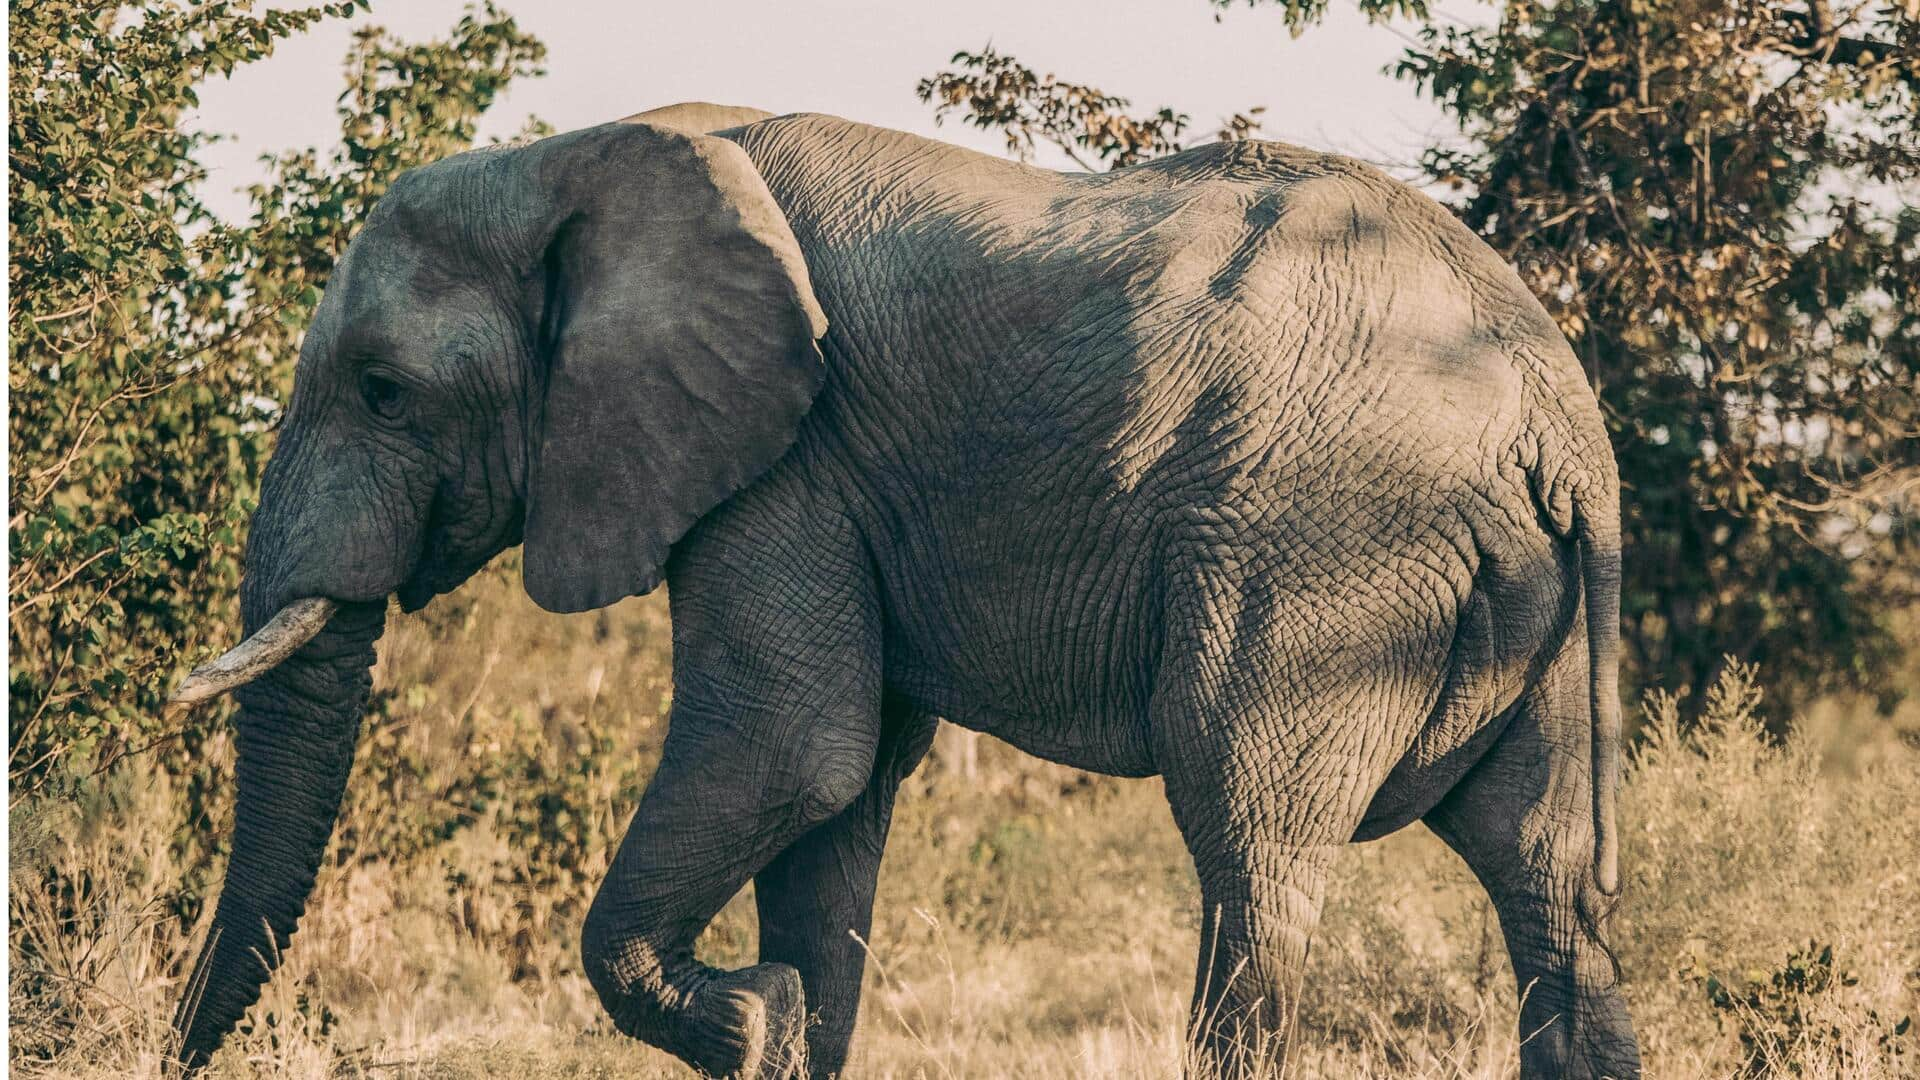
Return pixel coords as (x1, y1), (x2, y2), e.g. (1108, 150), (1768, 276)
(11, 564), (1919, 1078)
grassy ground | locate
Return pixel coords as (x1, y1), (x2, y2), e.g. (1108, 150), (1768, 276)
(11, 565), (1920, 1077)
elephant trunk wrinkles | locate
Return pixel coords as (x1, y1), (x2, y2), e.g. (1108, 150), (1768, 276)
(171, 598), (384, 1072)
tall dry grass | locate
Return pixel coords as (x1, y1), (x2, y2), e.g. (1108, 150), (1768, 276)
(10, 563), (1918, 1077)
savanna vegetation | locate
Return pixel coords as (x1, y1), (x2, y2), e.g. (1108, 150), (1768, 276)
(9, 1), (1919, 1077)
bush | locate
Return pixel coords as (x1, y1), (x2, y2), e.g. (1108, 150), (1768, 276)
(1684, 941), (1913, 1077)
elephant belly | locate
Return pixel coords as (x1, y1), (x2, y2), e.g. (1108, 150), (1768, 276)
(872, 492), (1166, 778)
(880, 592), (1165, 777)
(920, 692), (1161, 777)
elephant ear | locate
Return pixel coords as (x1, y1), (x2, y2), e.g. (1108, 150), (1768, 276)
(521, 122), (826, 613)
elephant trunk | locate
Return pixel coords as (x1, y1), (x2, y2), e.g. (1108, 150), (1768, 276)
(170, 597), (384, 1071)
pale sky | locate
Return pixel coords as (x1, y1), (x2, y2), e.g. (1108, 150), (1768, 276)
(188, 0), (1472, 222)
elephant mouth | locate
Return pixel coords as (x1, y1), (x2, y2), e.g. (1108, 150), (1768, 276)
(392, 487), (521, 614)
(172, 491), (514, 712)
(394, 533), (509, 613)
(395, 571), (447, 613)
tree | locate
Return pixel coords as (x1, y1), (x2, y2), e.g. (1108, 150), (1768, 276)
(920, 0), (1920, 716)
(917, 47), (1265, 169)
(7, 1), (547, 802)
(1396, 0), (1919, 715)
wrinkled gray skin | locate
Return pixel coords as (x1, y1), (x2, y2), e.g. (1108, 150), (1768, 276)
(172, 101), (1639, 1079)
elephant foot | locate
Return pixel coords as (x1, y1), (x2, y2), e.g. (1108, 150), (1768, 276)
(689, 962), (807, 1079)
(1514, 984), (1641, 1080)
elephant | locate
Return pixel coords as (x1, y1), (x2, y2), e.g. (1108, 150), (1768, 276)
(167, 100), (1640, 1079)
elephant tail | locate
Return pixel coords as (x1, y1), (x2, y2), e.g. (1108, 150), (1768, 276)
(1519, 418), (1623, 899)
(1575, 488), (1622, 897)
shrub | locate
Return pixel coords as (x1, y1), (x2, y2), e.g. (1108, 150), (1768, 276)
(1684, 941), (1913, 1077)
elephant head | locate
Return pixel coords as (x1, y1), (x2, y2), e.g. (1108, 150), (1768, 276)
(167, 119), (826, 1070)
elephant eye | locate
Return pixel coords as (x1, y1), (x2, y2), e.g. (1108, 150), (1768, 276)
(359, 369), (409, 422)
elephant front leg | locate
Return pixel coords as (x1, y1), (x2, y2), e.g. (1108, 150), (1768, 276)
(580, 518), (889, 1078)
(580, 716), (862, 1079)
(754, 702), (937, 1078)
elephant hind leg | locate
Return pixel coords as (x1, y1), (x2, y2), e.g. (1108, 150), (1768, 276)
(1163, 743), (1377, 1078)
(1155, 705), (1411, 1073)
(1151, 558), (1459, 1076)
(1176, 832), (1338, 1078)
(1423, 636), (1640, 1080)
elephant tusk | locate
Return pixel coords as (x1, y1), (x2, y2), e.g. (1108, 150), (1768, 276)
(167, 597), (339, 713)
